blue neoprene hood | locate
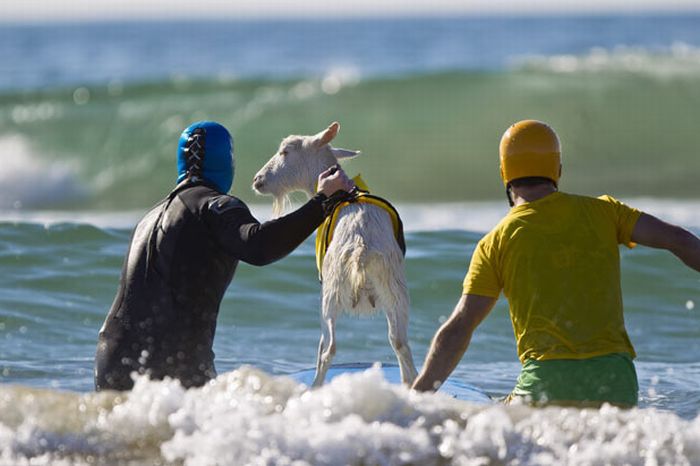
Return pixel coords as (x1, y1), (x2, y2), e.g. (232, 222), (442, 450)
(177, 121), (234, 193)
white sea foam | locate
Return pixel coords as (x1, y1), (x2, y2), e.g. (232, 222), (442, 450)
(0, 198), (698, 233)
(259, 197), (700, 233)
(0, 366), (699, 465)
(0, 134), (85, 209)
(515, 42), (700, 79)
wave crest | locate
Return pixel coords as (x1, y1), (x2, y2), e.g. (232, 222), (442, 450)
(515, 42), (700, 78)
(0, 135), (85, 209)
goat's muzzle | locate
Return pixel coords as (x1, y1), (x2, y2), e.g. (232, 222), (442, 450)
(252, 174), (266, 193)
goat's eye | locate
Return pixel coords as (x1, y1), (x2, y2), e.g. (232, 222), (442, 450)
(280, 149), (288, 156)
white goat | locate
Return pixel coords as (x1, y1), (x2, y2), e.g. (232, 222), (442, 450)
(252, 122), (418, 386)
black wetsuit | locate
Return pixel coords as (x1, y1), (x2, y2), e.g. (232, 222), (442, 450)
(95, 181), (328, 391)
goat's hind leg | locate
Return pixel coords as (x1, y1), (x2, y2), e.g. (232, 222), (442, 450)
(312, 294), (339, 387)
(384, 293), (418, 385)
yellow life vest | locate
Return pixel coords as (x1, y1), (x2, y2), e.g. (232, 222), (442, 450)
(315, 175), (405, 281)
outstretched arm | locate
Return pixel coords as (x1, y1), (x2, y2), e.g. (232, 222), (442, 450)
(412, 294), (497, 392)
(235, 194), (326, 266)
(631, 213), (700, 272)
(216, 167), (355, 266)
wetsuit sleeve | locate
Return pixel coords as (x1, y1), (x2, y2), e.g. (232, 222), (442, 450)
(206, 194), (328, 266)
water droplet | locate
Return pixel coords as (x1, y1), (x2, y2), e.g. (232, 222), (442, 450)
(73, 87), (91, 105)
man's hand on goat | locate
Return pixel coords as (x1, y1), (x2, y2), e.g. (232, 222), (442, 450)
(317, 165), (355, 197)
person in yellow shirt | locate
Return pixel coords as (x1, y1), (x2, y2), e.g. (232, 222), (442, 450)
(412, 120), (700, 407)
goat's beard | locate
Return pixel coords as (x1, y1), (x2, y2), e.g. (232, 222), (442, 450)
(272, 195), (292, 218)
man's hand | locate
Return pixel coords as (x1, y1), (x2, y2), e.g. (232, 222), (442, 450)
(317, 165), (355, 197)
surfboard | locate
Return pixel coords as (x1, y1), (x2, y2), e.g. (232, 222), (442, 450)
(289, 362), (492, 403)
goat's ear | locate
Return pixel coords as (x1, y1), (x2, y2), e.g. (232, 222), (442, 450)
(331, 148), (360, 159)
(313, 121), (340, 147)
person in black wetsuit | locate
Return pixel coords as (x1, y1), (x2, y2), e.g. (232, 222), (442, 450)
(95, 121), (353, 391)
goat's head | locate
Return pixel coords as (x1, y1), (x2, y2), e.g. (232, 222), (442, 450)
(252, 122), (359, 215)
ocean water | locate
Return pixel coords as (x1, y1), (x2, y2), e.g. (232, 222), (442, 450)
(1, 15), (700, 465)
(2, 16), (700, 209)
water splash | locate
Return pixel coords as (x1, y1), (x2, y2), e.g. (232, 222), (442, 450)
(1, 366), (699, 465)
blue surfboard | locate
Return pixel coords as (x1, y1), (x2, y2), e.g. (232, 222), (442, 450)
(289, 362), (491, 403)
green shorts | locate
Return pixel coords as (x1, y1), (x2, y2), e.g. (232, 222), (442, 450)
(508, 353), (639, 407)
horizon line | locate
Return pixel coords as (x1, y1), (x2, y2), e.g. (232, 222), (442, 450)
(3, 4), (700, 24)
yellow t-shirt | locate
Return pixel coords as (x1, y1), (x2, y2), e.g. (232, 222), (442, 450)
(463, 192), (642, 363)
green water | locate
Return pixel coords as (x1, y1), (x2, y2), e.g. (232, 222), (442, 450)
(1, 70), (699, 209)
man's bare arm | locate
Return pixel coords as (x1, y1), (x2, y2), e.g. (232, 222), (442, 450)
(631, 213), (700, 272)
(412, 294), (497, 392)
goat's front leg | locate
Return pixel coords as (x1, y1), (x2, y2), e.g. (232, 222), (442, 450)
(312, 295), (338, 387)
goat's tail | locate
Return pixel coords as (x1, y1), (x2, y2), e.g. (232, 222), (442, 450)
(347, 246), (370, 304)
(347, 246), (399, 313)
